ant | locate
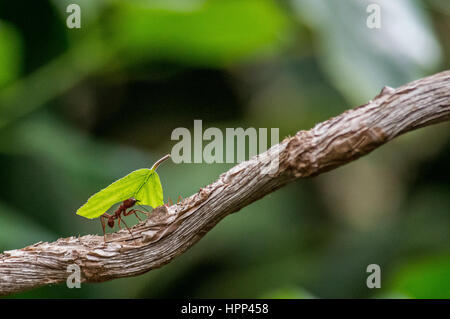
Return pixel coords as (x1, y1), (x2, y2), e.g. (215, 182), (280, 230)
(100, 195), (184, 242)
(100, 198), (149, 242)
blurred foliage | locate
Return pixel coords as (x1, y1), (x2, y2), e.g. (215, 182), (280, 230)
(0, 0), (449, 298)
(109, 0), (290, 67)
(0, 21), (21, 87)
(292, 0), (442, 104)
(387, 255), (450, 298)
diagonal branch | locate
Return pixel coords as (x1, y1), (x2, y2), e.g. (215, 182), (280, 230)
(1, 71), (449, 296)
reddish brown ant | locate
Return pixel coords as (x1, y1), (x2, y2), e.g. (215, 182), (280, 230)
(100, 194), (183, 242)
(100, 198), (149, 242)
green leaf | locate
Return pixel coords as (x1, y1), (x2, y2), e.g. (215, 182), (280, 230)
(134, 169), (164, 210)
(108, 0), (290, 67)
(76, 168), (164, 219)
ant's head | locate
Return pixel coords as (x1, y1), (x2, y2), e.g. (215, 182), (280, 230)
(107, 218), (114, 228)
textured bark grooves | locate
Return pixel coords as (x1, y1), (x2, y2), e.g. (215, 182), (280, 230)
(1, 71), (449, 296)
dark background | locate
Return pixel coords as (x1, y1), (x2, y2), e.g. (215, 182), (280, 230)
(0, 0), (449, 298)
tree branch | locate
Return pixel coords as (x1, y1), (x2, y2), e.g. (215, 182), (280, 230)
(1, 71), (449, 296)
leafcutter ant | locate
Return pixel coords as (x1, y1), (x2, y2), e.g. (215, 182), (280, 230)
(100, 198), (149, 242)
(100, 194), (183, 243)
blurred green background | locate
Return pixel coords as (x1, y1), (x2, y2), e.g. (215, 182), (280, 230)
(0, 0), (449, 298)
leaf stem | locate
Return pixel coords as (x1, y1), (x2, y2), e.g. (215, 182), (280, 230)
(151, 154), (171, 171)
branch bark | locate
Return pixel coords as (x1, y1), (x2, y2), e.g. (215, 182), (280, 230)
(1, 71), (449, 296)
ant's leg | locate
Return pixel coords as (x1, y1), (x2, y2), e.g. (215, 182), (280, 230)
(125, 209), (149, 221)
(100, 216), (107, 242)
(134, 209), (150, 216)
(136, 204), (151, 216)
(118, 216), (136, 243)
(117, 217), (122, 230)
(123, 209), (142, 221)
(134, 211), (142, 221)
(167, 197), (173, 206)
(177, 195), (183, 204)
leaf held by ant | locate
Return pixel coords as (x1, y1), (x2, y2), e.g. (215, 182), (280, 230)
(76, 155), (170, 219)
